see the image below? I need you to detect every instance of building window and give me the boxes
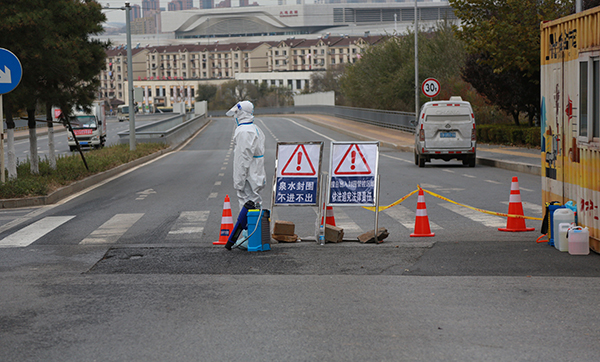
[579,57,600,141]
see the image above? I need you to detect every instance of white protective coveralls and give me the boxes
[226,101,266,211]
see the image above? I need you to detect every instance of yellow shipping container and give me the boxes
[541,7,600,253]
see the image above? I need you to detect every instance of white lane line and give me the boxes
[520,187,534,192]
[283,118,337,142]
[485,180,502,184]
[462,174,476,178]
[384,205,442,231]
[381,153,413,163]
[208,192,218,199]
[214,181,222,186]
[442,169,455,173]
[0,216,75,248]
[168,211,210,239]
[439,203,506,228]
[80,213,144,245]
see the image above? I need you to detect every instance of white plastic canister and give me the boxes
[568,226,590,255]
[552,208,575,250]
[557,223,574,252]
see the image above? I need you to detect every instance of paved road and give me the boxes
[1,115,598,362]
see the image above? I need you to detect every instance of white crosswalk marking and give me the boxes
[0,216,75,248]
[439,203,506,228]
[333,209,363,234]
[168,211,210,240]
[80,213,144,245]
[384,205,442,231]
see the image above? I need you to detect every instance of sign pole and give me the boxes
[1,94,4,183]
[374,174,380,243]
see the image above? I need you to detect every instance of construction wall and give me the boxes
[293,91,335,106]
[541,7,600,252]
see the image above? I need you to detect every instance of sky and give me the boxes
[101,0,279,24]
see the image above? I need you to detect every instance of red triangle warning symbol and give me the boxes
[334,144,372,175]
[281,144,317,176]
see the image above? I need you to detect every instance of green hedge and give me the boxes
[0,143,169,199]
[476,125,540,147]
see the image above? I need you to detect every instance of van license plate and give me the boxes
[440,132,456,138]
[80,142,88,145]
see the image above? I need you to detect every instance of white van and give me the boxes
[413,96,476,167]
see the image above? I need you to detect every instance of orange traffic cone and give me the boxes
[214,195,234,245]
[321,205,336,226]
[410,188,435,237]
[499,176,535,232]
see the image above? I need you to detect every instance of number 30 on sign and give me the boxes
[421,78,440,98]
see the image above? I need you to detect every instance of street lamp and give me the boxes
[414,0,419,123]
[104,2,136,151]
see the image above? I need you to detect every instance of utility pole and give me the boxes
[103,3,136,151]
[414,0,419,122]
[125,2,136,151]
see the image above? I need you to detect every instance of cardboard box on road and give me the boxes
[273,220,295,236]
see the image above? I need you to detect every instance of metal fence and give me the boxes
[211,105,417,133]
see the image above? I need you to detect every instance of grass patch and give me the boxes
[0,143,169,199]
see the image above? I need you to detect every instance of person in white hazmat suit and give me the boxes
[226,100,266,212]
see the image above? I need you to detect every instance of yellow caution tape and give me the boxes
[363,189,418,212]
[363,186,543,221]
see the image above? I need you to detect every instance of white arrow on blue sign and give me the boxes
[0,48,23,95]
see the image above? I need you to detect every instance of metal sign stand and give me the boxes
[326,141,381,243]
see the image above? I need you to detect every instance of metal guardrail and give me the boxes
[211,105,417,133]
[117,113,210,146]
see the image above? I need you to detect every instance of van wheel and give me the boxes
[418,155,426,168]
[468,155,476,167]
[414,151,418,165]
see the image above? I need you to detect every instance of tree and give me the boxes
[195,84,218,102]
[449,0,574,125]
[340,21,465,112]
[462,53,538,125]
[0,0,107,176]
[309,66,348,105]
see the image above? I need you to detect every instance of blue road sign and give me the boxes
[0,48,23,95]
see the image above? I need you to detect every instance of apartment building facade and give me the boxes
[98,35,383,110]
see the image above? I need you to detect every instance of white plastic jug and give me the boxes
[553,208,575,250]
[557,223,574,252]
[568,226,590,255]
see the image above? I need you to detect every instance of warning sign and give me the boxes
[275,142,323,206]
[333,143,372,175]
[281,144,317,176]
[328,142,379,206]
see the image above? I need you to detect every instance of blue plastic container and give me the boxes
[247,209,271,252]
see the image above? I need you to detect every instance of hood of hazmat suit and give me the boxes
[228,101,266,195]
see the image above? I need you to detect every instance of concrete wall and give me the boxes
[293,91,335,106]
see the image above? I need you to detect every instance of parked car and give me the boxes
[413,96,477,167]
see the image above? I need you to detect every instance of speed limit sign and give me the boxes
[421,78,441,98]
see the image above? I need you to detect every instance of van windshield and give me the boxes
[425,115,471,123]
[118,106,129,113]
[72,116,97,129]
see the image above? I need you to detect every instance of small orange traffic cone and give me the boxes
[321,205,336,226]
[499,176,535,232]
[410,188,435,237]
[214,195,234,245]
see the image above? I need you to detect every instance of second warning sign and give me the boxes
[329,141,379,206]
